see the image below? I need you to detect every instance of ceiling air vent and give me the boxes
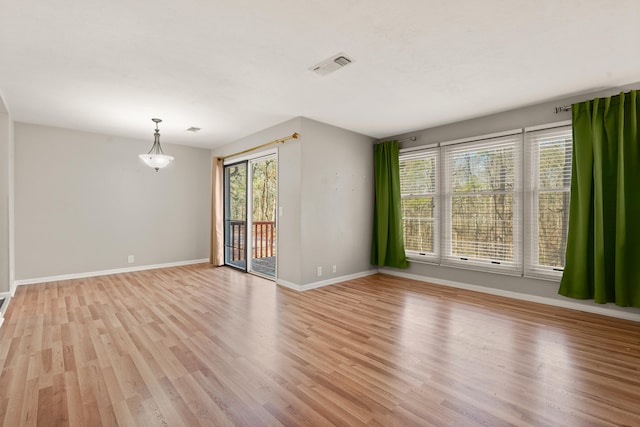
[186,127,201,133]
[309,52,354,76]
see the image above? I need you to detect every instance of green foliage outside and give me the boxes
[251,159,277,223]
[226,163,247,222]
[225,159,277,222]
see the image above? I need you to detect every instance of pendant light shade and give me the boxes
[139,118,174,171]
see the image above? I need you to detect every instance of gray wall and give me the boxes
[211,117,375,287]
[0,97,14,293]
[299,118,374,285]
[15,123,211,280]
[381,82,640,317]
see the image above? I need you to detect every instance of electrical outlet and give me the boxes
[332,265,337,273]
[128,255,134,264]
[317,266,322,277]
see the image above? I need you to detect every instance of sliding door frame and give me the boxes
[223,160,248,272]
[223,148,278,279]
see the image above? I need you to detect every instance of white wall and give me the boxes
[15,123,211,280]
[381,82,640,317]
[0,97,14,294]
[211,117,375,287]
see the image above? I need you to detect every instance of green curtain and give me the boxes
[559,90,640,307]
[371,140,409,269]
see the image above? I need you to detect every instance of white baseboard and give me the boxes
[380,268,640,323]
[277,269,379,292]
[275,279,301,291]
[0,291,9,329]
[13,259,210,287]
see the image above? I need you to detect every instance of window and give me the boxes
[442,135,522,273]
[399,150,438,260]
[397,125,572,280]
[525,126,572,278]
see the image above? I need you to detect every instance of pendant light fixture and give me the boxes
[139,118,174,171]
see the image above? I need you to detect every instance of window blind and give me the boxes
[399,149,438,260]
[442,134,522,272]
[524,125,572,278]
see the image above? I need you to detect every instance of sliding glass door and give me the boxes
[224,153,277,278]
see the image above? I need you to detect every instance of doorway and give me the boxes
[224,153,277,279]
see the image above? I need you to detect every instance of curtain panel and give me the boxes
[210,157,224,266]
[560,90,640,307]
[371,140,409,269]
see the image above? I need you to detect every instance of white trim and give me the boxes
[524,120,572,132]
[301,270,379,291]
[439,259,523,277]
[406,256,440,266]
[275,151,279,280]
[13,259,209,286]
[399,143,439,153]
[0,292,9,329]
[439,129,522,147]
[277,269,379,292]
[246,158,254,274]
[10,279,16,297]
[275,278,301,291]
[380,268,640,323]
[523,270,562,282]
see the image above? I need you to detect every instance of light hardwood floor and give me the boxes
[1,264,639,426]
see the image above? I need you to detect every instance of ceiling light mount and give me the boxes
[139,118,174,172]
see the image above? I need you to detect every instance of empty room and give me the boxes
[1,1,639,426]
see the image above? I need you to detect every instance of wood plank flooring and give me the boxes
[1,264,639,426]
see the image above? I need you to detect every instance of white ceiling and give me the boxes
[1,0,639,149]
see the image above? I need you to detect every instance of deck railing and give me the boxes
[229,221,276,261]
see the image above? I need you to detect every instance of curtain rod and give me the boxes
[397,136,417,143]
[554,87,640,114]
[222,132,299,160]
[554,106,571,114]
[375,136,417,144]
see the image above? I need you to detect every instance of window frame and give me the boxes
[397,123,573,282]
[398,147,440,263]
[523,124,573,280]
[440,133,523,275]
